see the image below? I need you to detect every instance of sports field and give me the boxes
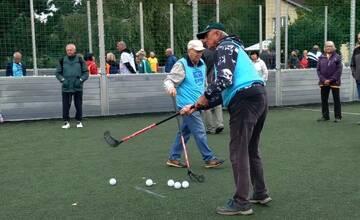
[1,103,360,220]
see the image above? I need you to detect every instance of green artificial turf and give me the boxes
[0,103,360,220]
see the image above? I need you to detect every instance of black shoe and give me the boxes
[250,194,272,205]
[317,117,330,122]
[334,118,341,123]
[215,126,224,134]
[216,199,253,216]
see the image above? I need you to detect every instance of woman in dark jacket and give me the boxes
[316,41,343,122]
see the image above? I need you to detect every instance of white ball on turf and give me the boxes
[167,179,175,187]
[174,182,181,189]
[109,178,117,186]
[181,180,189,188]
[145,179,154,186]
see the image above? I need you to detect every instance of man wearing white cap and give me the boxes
[163,39,224,169]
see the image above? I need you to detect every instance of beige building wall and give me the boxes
[265,0,299,40]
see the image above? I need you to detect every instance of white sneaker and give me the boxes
[62,122,70,129]
[76,121,83,128]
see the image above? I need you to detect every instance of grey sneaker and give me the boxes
[334,118,341,123]
[216,199,253,216]
[250,194,272,205]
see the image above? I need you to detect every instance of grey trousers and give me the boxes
[227,86,268,206]
[202,105,224,133]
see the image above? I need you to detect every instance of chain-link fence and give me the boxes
[0,0,358,74]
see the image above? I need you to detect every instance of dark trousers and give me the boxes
[320,86,341,119]
[227,86,268,205]
[62,91,83,122]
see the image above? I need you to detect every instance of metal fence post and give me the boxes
[139,2,144,49]
[284,5,288,68]
[170,3,174,50]
[324,6,328,44]
[29,0,38,75]
[259,5,263,53]
[350,0,356,101]
[87,0,93,53]
[216,0,220,23]
[97,0,109,115]
[192,0,198,39]
[275,0,282,106]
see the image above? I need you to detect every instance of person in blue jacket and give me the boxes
[6,52,26,77]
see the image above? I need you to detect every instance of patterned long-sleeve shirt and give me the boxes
[204,36,243,103]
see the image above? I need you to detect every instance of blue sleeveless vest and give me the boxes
[217,40,264,107]
[176,58,206,108]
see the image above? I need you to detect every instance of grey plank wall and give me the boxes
[0,68,356,121]
[0,76,101,121]
[108,74,173,115]
[280,68,352,105]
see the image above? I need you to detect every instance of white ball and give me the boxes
[181,181,189,188]
[109,178,117,186]
[167,179,175,187]
[174,182,181,189]
[145,179,153,186]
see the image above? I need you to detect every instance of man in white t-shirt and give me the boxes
[116,41,136,74]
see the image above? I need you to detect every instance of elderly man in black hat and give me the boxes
[182,23,271,216]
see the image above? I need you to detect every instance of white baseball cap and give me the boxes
[187,40,205,51]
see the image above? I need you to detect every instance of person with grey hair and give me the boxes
[116,41,136,74]
[56,43,89,129]
[316,41,342,122]
[165,48,177,73]
[6,52,26,77]
[163,39,224,169]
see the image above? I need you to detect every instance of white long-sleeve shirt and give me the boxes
[252,58,268,82]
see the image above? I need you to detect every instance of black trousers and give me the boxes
[320,86,341,119]
[227,86,268,205]
[62,91,83,122]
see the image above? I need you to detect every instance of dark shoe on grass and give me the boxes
[317,117,330,122]
[205,158,224,168]
[166,159,186,168]
[250,194,272,205]
[215,126,224,134]
[216,199,253,216]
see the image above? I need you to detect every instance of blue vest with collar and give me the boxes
[176,58,206,108]
[216,40,264,107]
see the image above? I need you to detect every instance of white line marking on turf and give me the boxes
[285,107,360,116]
[134,186,166,198]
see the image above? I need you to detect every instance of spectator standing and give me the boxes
[308,45,322,68]
[351,32,360,124]
[148,51,159,73]
[136,49,152,74]
[202,48,224,134]
[84,52,98,75]
[6,52,26,77]
[299,50,309,69]
[106,52,119,74]
[56,44,89,129]
[163,39,224,169]
[260,48,275,69]
[316,41,342,123]
[165,48,177,73]
[116,41,136,74]
[250,51,268,82]
[288,50,299,69]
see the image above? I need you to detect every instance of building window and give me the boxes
[272,16,287,33]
